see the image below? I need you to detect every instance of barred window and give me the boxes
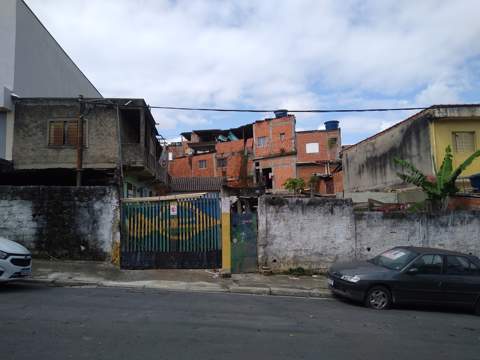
[453,132,475,153]
[257,136,267,147]
[199,159,207,169]
[48,120,86,146]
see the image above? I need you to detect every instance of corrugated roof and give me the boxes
[169,177,225,192]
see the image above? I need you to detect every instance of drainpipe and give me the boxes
[115,104,124,197]
[76,95,85,186]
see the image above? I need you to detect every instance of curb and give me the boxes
[24,278,332,299]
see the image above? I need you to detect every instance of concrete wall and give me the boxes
[258,195,480,272]
[355,211,480,259]
[342,112,433,192]
[0,186,119,260]
[13,99,119,170]
[258,196,355,272]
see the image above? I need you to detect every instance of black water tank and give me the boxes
[274,109,288,118]
[324,120,339,131]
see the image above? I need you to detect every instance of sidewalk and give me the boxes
[28,259,331,298]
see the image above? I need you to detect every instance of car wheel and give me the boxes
[365,286,391,310]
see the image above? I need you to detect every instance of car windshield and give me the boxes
[369,248,418,270]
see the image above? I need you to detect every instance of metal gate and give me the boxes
[121,193,222,269]
[231,211,257,273]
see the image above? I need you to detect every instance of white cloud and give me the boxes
[25,0,480,140]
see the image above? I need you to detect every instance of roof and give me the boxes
[181,124,254,142]
[343,104,480,153]
[169,177,225,192]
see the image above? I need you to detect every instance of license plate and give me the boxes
[327,278,334,287]
[20,269,31,276]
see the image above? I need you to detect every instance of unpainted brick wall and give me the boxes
[0,186,119,260]
[253,116,295,158]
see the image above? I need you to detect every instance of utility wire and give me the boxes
[82,99,427,113]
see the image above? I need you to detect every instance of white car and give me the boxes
[0,237,32,282]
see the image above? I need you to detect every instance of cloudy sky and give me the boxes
[27,0,480,144]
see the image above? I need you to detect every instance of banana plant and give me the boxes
[394,146,480,203]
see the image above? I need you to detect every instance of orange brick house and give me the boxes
[252,112,297,190]
[167,111,343,194]
[295,125,343,194]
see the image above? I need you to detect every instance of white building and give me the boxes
[0,0,100,161]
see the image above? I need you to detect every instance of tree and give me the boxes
[284,178,305,194]
[394,145,480,209]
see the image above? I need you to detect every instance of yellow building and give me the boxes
[430,111,480,176]
[343,104,480,194]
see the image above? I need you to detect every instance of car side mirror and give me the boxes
[406,267,419,275]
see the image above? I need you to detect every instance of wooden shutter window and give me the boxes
[49,121,64,146]
[65,121,79,146]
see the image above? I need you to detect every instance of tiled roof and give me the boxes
[169,177,225,192]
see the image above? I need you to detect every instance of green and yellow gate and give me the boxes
[120,193,222,269]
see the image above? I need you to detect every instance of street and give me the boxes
[1,283,479,360]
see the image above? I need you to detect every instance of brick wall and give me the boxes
[296,129,340,163]
[191,153,216,177]
[215,138,254,187]
[258,155,296,190]
[169,156,191,177]
[253,116,295,158]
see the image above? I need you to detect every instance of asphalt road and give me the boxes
[1,283,479,360]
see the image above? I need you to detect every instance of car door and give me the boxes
[393,254,445,304]
[441,255,480,306]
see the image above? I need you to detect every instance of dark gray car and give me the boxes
[327,246,480,314]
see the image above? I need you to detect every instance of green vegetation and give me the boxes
[284,178,305,194]
[394,145,480,209]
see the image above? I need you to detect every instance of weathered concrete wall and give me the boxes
[258,196,355,272]
[355,211,480,259]
[342,113,433,192]
[13,99,119,170]
[258,195,480,272]
[0,186,119,260]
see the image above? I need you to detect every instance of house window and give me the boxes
[306,142,319,153]
[199,159,207,169]
[48,120,86,146]
[217,158,227,168]
[257,136,267,148]
[453,132,475,153]
[168,152,173,161]
[280,132,286,141]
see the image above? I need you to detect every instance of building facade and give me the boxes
[0,0,101,164]
[2,98,167,196]
[342,104,480,194]
[168,112,343,194]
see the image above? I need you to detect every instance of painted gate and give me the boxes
[121,193,222,269]
[231,212,258,273]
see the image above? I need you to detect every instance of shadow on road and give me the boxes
[331,293,474,316]
[0,281,50,293]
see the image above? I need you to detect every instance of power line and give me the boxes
[145,105,428,113]
[82,99,427,114]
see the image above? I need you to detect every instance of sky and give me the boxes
[27,0,480,145]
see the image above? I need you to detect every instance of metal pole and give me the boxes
[76,95,85,186]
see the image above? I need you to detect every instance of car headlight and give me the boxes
[0,250,8,259]
[341,275,361,283]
